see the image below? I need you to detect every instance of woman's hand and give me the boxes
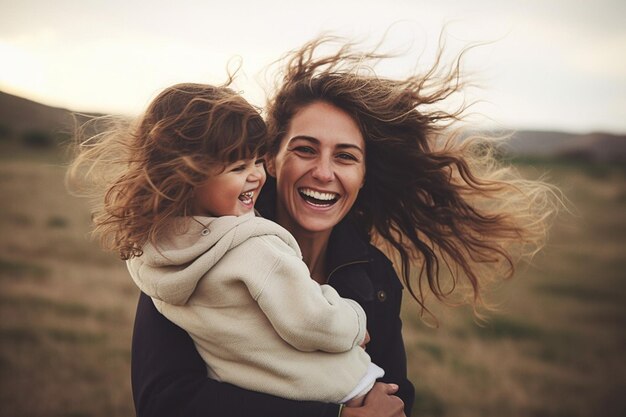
[341,382,406,417]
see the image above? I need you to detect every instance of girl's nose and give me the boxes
[247,163,266,181]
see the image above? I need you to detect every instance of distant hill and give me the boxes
[1,91,625,161]
[503,130,626,163]
[0,91,77,136]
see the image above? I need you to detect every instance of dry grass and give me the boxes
[402,163,626,417]
[1,148,624,417]
[0,150,137,417]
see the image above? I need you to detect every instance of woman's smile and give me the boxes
[298,187,340,207]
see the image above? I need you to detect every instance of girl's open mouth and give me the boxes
[238,191,254,205]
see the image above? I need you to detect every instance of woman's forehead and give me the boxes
[286,102,364,149]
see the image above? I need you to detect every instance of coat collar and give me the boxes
[326,218,370,271]
[326,218,374,302]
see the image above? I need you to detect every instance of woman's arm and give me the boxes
[365,251,416,416]
[342,383,406,417]
[132,292,341,417]
[371,307,415,414]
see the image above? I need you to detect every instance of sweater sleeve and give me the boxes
[132,292,342,417]
[247,235,367,353]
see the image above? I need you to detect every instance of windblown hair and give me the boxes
[67,83,267,260]
[266,36,560,316]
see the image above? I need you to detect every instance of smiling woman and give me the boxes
[262,36,562,318]
[268,101,366,241]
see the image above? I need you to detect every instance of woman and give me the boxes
[131,37,556,417]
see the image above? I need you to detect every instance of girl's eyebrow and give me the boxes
[288,135,364,155]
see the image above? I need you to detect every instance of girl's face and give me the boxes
[192,157,266,217]
[267,101,366,236]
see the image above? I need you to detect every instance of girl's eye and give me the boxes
[231,164,246,172]
[255,158,265,165]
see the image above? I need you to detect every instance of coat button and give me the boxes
[377,290,387,302]
[201,228,209,236]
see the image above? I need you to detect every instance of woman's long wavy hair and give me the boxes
[67,83,267,260]
[265,36,561,317]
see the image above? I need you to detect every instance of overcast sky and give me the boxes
[1,0,625,133]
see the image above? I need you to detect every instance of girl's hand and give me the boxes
[341,382,406,417]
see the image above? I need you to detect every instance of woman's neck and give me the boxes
[275,206,331,284]
[294,231,331,284]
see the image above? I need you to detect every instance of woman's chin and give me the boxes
[291,201,336,226]
[291,210,342,234]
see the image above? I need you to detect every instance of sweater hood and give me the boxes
[127,212,301,305]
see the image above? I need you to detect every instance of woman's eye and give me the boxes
[255,158,265,165]
[337,153,358,162]
[292,146,315,155]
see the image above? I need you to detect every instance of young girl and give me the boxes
[68,83,383,405]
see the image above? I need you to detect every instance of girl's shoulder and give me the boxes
[225,215,302,259]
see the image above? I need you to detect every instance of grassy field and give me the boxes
[0,145,624,417]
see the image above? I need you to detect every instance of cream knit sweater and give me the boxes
[127,212,373,402]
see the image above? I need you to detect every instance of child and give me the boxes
[70,83,383,404]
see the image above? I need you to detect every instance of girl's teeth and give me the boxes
[238,191,254,203]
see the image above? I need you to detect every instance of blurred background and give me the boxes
[1,1,625,416]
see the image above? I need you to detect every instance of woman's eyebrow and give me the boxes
[336,143,364,155]
[288,135,320,145]
[289,136,364,155]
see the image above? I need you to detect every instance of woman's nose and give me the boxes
[311,158,334,182]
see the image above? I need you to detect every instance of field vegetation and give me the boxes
[0,143,624,417]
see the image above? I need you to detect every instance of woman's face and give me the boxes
[267,101,366,236]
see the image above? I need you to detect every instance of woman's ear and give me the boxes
[265,156,277,178]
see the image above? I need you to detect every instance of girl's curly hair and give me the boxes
[67,83,267,259]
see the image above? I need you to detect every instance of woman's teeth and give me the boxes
[298,188,338,206]
[238,191,254,204]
